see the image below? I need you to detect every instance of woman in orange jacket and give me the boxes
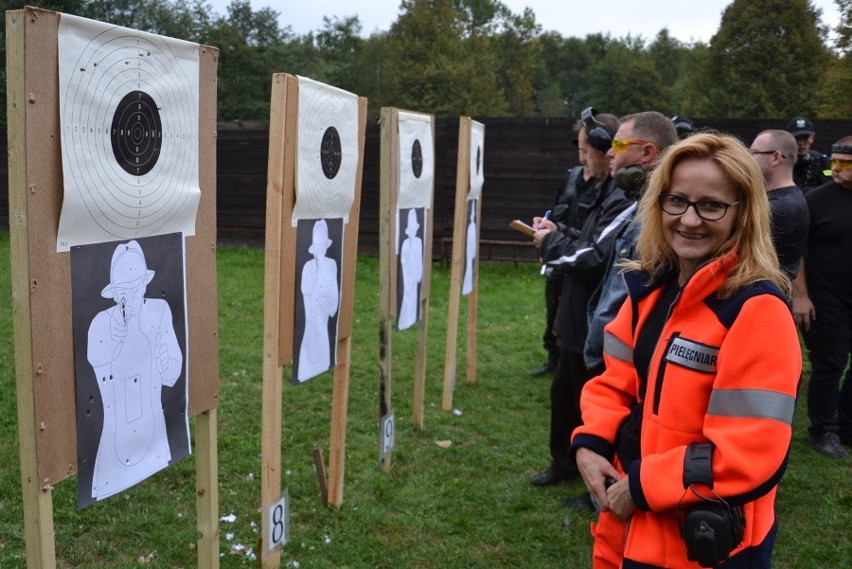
[571,132,801,569]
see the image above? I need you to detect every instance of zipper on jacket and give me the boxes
[649,289,681,415]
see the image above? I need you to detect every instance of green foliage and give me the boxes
[689,0,829,118]
[0,235,849,567]
[377,0,510,117]
[584,36,673,116]
[0,0,847,125]
[815,0,852,117]
[534,33,592,117]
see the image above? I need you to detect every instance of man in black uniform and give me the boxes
[529,108,630,485]
[793,136,852,458]
[750,129,809,279]
[530,121,601,377]
[786,116,831,190]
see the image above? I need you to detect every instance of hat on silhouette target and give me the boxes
[786,116,816,137]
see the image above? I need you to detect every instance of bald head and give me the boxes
[751,130,797,190]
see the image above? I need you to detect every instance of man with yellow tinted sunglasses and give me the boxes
[793,136,852,458]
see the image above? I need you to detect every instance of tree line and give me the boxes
[1,0,849,125]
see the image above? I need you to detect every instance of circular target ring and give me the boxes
[320,126,342,179]
[412,139,423,179]
[111,90,162,176]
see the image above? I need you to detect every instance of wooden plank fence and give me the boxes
[2,117,850,263]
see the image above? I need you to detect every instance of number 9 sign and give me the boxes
[380,412,395,459]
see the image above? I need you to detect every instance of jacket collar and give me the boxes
[624,249,740,305]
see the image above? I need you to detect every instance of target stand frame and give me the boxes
[6,8,221,568]
[260,73,367,568]
[377,107,436,473]
[442,117,484,411]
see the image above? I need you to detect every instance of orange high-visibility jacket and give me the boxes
[572,251,801,568]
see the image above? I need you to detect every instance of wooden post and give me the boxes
[413,120,436,427]
[327,335,353,506]
[442,118,484,407]
[327,95,367,501]
[442,117,472,411]
[259,72,294,568]
[195,408,219,568]
[7,11,58,568]
[378,107,397,472]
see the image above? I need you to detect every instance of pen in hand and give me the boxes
[534,209,552,231]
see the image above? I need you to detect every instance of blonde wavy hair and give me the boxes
[624,131,790,297]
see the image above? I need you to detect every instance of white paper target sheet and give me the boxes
[57,14,201,252]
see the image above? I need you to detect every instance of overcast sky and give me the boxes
[206,0,842,44]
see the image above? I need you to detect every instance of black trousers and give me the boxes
[542,275,562,363]
[803,287,852,439]
[549,347,605,473]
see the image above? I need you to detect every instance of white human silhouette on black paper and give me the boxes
[398,209,423,330]
[462,202,477,296]
[297,219,340,381]
[86,240,182,500]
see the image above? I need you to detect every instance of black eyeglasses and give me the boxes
[658,194,739,221]
[750,149,786,159]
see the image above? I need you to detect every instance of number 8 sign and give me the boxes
[267,490,290,551]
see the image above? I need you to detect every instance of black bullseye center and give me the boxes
[412,139,423,179]
[111,90,162,176]
[320,126,342,179]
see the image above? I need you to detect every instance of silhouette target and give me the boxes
[111,90,162,176]
[61,27,198,239]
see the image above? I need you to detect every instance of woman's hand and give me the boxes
[606,477,636,521]
[576,447,622,511]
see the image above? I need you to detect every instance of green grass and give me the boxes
[0,231,849,568]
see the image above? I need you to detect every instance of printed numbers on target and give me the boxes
[267,490,290,551]
[380,412,395,459]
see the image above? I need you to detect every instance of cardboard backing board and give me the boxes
[273,74,366,365]
[8,7,219,487]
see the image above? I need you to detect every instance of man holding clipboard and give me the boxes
[526,109,629,489]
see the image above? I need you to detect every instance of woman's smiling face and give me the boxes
[662,157,739,281]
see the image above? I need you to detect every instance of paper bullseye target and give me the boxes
[397,111,434,211]
[57,14,201,252]
[293,77,359,224]
[468,120,485,201]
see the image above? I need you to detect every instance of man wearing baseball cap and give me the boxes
[786,116,831,189]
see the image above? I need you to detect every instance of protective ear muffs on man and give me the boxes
[581,106,613,153]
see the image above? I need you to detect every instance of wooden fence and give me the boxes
[2,117,850,263]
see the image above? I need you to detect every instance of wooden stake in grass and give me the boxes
[378,108,436,473]
[442,117,485,411]
[260,73,366,566]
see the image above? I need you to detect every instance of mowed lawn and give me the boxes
[0,232,848,568]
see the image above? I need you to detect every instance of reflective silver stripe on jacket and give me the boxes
[551,203,638,265]
[603,330,633,363]
[708,388,796,425]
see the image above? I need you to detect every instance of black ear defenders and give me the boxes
[677,442,744,568]
[615,164,647,200]
[581,106,613,153]
[681,501,744,568]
